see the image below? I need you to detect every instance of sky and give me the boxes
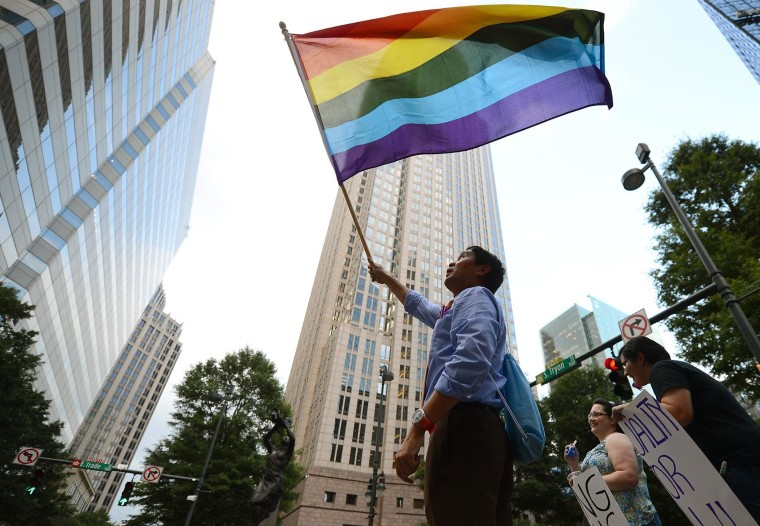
[111,0,760,520]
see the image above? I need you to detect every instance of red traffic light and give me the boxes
[604,357,620,371]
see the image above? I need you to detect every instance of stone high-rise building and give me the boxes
[283,149,517,525]
[66,285,181,512]
[0,0,214,443]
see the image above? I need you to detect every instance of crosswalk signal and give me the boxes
[118,481,134,506]
[25,468,45,496]
[604,357,633,401]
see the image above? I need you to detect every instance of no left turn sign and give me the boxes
[14,447,43,466]
[618,309,652,342]
[141,465,163,483]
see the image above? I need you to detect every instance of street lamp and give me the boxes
[622,143,760,364]
[184,384,234,526]
[368,365,394,526]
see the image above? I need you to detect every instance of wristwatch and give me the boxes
[411,408,435,432]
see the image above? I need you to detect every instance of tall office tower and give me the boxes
[66,285,182,512]
[0,0,214,442]
[283,148,517,526]
[540,296,628,368]
[698,0,760,84]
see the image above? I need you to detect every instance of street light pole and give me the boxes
[622,143,760,364]
[367,364,393,526]
[184,385,234,526]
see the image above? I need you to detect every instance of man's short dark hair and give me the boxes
[620,336,671,364]
[466,245,504,294]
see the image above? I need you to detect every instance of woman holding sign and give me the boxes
[564,398,660,526]
[613,336,760,523]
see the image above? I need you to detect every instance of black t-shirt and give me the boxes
[651,360,760,469]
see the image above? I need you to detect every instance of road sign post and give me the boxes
[14,447,42,466]
[142,465,163,483]
[618,309,652,342]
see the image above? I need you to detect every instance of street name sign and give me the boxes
[536,355,579,384]
[79,460,112,472]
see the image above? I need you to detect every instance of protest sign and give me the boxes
[620,390,757,525]
[570,466,628,526]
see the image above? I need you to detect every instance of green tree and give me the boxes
[0,283,77,523]
[645,134,760,401]
[58,510,117,525]
[124,347,303,525]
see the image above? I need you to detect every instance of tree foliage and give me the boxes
[0,283,79,523]
[645,134,760,401]
[513,365,689,525]
[123,347,303,525]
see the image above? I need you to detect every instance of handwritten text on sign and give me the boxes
[620,391,757,525]
[570,466,628,526]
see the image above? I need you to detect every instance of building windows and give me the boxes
[396,497,404,508]
[413,498,425,509]
[337,395,350,415]
[348,447,362,466]
[330,444,343,463]
[346,493,358,505]
[324,491,336,503]
[355,400,368,419]
[394,427,407,444]
[333,419,347,440]
[352,422,366,443]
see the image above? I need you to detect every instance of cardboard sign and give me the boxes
[570,466,628,526]
[620,391,757,525]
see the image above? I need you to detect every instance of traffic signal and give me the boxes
[118,481,134,506]
[604,357,633,400]
[25,468,45,496]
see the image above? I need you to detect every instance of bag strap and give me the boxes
[489,373,528,442]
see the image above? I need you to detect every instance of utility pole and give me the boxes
[184,385,234,526]
[366,365,393,526]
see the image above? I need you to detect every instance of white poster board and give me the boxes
[570,466,628,526]
[620,390,757,526]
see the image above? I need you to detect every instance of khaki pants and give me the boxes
[425,403,513,526]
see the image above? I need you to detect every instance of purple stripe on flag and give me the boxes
[332,65,613,183]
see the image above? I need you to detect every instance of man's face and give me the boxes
[444,250,489,295]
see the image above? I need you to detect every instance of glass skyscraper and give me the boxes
[283,148,517,525]
[0,0,214,443]
[540,296,629,367]
[698,0,760,84]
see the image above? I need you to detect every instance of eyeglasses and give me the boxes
[587,412,609,419]
[620,357,631,368]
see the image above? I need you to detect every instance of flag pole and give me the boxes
[280,22,373,261]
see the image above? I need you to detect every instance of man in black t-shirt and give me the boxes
[612,336,760,522]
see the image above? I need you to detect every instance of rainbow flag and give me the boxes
[290,5,613,183]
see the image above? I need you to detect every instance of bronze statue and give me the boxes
[251,412,295,525]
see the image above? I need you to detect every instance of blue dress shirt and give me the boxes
[404,286,506,408]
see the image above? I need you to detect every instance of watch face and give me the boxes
[412,408,425,424]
